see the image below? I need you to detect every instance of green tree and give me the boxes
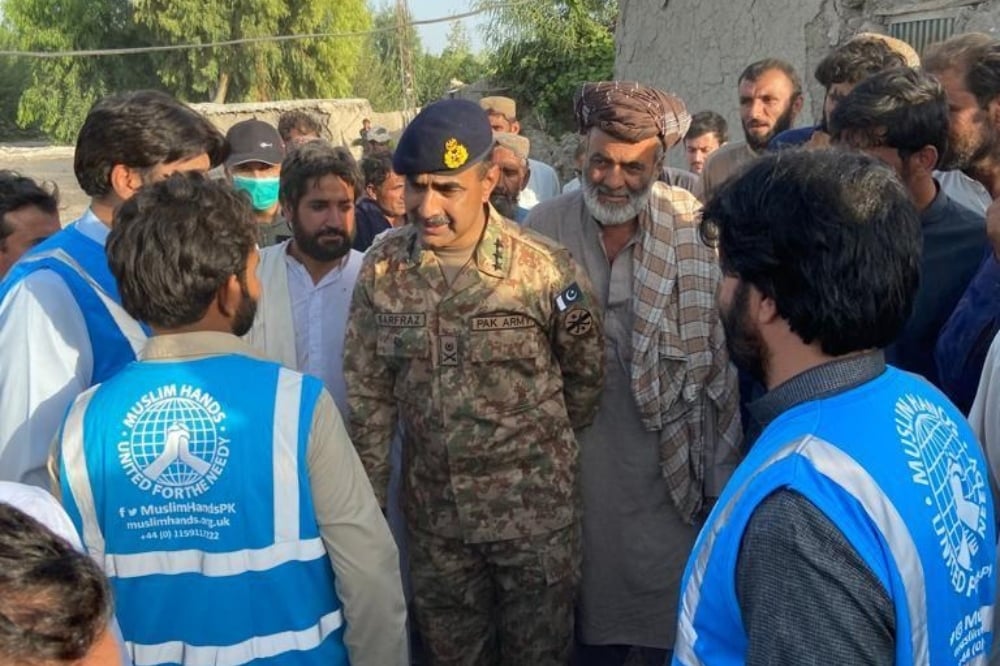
[132,0,371,103]
[1,0,159,142]
[476,0,617,132]
[352,3,420,112]
[417,21,487,105]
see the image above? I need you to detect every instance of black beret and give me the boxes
[393,99,494,176]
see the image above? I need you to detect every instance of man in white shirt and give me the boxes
[247,140,363,418]
[479,96,561,208]
[0,90,226,488]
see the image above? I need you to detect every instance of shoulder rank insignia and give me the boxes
[555,282,582,312]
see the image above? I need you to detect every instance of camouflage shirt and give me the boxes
[344,207,604,543]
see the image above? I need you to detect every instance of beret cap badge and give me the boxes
[443,138,469,169]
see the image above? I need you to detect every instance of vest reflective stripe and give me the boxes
[129,609,344,666]
[104,537,326,579]
[273,368,301,542]
[19,247,146,356]
[61,386,106,557]
[676,435,931,665]
[60,355,347,664]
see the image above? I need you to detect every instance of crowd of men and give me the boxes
[2,27,1000,666]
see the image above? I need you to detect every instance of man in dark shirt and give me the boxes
[769,35,908,150]
[831,66,985,388]
[353,152,405,252]
[674,149,995,665]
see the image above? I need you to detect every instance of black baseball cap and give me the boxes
[225,119,285,167]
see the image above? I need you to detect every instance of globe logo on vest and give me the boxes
[896,394,990,596]
[119,384,231,500]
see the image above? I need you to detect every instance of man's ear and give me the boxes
[989,96,1000,132]
[511,119,522,134]
[521,164,531,191]
[755,288,780,326]
[791,94,805,119]
[216,274,243,319]
[480,163,501,203]
[915,144,939,174]
[109,164,142,202]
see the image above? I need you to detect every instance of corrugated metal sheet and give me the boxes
[889,16,957,55]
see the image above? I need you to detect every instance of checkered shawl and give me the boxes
[632,182,742,522]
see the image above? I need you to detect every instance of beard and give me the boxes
[490,189,520,220]
[720,280,768,385]
[743,102,796,152]
[291,222,352,263]
[231,288,258,337]
[939,122,1000,172]
[582,177,653,226]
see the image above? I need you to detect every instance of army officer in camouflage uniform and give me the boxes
[343,99,604,665]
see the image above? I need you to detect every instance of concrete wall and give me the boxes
[190,98,418,154]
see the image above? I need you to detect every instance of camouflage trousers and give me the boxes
[409,523,580,666]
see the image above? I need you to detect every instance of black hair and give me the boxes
[74,90,228,198]
[829,67,948,162]
[739,58,803,100]
[277,110,323,142]
[704,149,920,356]
[280,140,362,212]
[968,41,1000,109]
[0,171,58,242]
[360,151,395,190]
[0,503,112,664]
[815,38,907,88]
[925,33,996,107]
[686,111,729,144]
[107,172,257,329]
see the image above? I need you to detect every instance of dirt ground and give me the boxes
[2,145,89,223]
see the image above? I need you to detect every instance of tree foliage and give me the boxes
[417,22,487,105]
[476,0,617,132]
[352,4,420,112]
[2,0,159,142]
[0,0,370,142]
[353,6,487,112]
[132,0,370,103]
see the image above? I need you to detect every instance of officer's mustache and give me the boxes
[409,213,450,227]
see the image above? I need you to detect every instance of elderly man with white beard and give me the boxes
[525,81,742,665]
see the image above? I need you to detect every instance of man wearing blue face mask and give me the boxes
[225,119,290,246]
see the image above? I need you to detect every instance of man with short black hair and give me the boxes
[675,148,995,666]
[683,111,728,175]
[0,502,120,666]
[225,119,289,247]
[278,110,323,147]
[927,35,1000,413]
[700,58,803,201]
[57,172,406,666]
[480,95,561,208]
[831,66,985,390]
[248,141,365,417]
[770,36,906,149]
[0,170,60,277]
[354,151,405,252]
[0,90,226,488]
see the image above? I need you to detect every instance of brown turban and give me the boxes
[574,81,690,149]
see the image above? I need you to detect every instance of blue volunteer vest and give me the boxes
[674,366,996,666]
[0,213,147,383]
[60,354,348,666]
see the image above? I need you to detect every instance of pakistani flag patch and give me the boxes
[555,282,582,312]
